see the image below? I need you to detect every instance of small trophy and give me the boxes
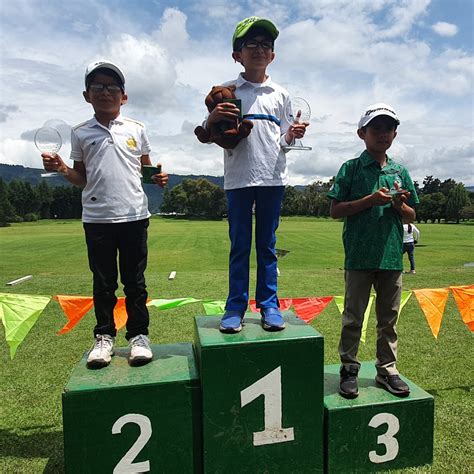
[283,97,312,151]
[35,127,62,177]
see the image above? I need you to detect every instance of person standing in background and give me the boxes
[403,223,420,274]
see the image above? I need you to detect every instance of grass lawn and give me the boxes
[1,216,473,472]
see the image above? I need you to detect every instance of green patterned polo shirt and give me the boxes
[327,150,419,270]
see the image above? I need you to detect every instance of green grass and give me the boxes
[1,217,473,473]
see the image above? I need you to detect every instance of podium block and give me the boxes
[62,342,201,473]
[194,311,324,473]
[324,362,434,473]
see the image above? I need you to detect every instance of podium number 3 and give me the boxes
[240,366,295,446]
[112,414,152,473]
[368,412,400,463]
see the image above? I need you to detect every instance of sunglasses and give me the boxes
[242,39,274,50]
[88,83,123,94]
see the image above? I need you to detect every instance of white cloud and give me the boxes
[0,1,473,186]
[432,21,459,37]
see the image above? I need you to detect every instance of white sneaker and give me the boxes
[129,334,153,366]
[87,334,114,368]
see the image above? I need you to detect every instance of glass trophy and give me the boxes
[283,97,312,151]
[389,176,404,196]
[35,127,62,177]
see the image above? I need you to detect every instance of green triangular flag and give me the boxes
[147,297,201,310]
[0,293,51,359]
[202,300,226,315]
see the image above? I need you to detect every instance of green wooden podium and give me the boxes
[324,362,434,473]
[194,311,325,473]
[62,342,201,473]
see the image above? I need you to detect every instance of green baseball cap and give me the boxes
[232,16,279,49]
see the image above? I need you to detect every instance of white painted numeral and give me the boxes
[240,366,295,446]
[112,413,152,473]
[368,412,400,463]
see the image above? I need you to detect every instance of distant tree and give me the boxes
[439,178,457,197]
[281,186,300,216]
[413,180,421,196]
[35,180,54,219]
[417,193,446,223]
[8,179,37,217]
[460,204,474,220]
[446,184,469,223]
[160,178,226,219]
[0,177,15,226]
[422,176,441,195]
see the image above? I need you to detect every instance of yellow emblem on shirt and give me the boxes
[126,137,137,149]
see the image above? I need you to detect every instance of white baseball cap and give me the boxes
[84,60,125,88]
[358,103,400,128]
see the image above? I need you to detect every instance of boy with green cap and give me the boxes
[202,17,308,334]
[328,103,419,398]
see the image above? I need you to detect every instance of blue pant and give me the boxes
[225,186,285,313]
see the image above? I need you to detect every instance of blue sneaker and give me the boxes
[261,308,285,331]
[219,311,244,333]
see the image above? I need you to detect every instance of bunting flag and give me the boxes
[147,297,201,310]
[55,295,94,335]
[399,290,413,314]
[292,297,334,323]
[333,294,375,344]
[450,285,474,332]
[202,300,226,315]
[249,297,327,321]
[113,298,128,330]
[413,288,450,339]
[360,295,375,344]
[1,286,472,358]
[0,293,51,359]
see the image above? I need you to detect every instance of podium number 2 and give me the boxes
[368,412,400,463]
[240,366,295,446]
[112,414,152,473]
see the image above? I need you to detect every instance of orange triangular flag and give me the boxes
[113,298,128,330]
[54,295,94,335]
[450,285,474,332]
[292,297,333,323]
[413,288,449,338]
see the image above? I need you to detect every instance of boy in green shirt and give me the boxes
[328,103,419,398]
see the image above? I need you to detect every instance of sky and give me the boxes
[0,0,473,186]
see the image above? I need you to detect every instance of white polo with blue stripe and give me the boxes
[220,73,293,190]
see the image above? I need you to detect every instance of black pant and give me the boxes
[83,219,149,340]
[402,242,415,271]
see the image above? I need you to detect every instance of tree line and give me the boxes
[0,175,472,227]
[0,178,82,225]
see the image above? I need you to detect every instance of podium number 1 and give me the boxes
[368,412,400,463]
[112,414,152,473]
[240,366,295,446]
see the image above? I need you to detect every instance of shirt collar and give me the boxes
[359,150,396,170]
[89,114,124,128]
[236,73,275,90]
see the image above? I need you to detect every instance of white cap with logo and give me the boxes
[84,60,125,88]
[358,103,400,129]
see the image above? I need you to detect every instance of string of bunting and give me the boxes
[0,285,472,359]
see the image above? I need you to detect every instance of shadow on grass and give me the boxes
[0,427,63,472]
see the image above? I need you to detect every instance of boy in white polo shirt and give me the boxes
[202,17,308,333]
[42,60,168,368]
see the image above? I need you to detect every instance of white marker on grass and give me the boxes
[168,271,177,280]
[6,275,33,286]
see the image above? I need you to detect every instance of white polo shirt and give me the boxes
[70,114,151,223]
[219,74,293,190]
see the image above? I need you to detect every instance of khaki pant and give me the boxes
[339,270,402,376]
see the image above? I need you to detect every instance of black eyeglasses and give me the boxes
[88,83,123,94]
[243,39,273,50]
